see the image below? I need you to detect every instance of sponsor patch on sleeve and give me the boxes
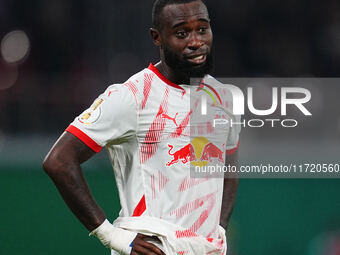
[78,98,103,124]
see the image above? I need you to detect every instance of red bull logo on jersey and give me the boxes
[166,144,196,166]
[166,137,224,167]
[200,142,224,163]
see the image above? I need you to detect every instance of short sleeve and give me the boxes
[225,113,240,155]
[220,83,241,155]
[200,76,241,156]
[66,84,137,152]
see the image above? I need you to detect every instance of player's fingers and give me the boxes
[131,251,164,255]
[131,243,163,255]
[148,235,162,242]
[133,233,165,254]
[138,233,160,241]
[141,235,163,246]
[133,238,165,255]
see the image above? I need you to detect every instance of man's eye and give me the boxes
[176,31,187,38]
[198,27,207,34]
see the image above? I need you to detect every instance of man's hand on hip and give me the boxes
[131,233,165,255]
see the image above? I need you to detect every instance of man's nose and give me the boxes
[187,32,203,50]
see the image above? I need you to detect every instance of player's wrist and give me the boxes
[89,219,136,255]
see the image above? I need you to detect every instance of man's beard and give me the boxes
[163,45,213,78]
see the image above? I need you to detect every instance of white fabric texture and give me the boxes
[111,216,227,255]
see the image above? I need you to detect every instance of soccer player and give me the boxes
[43,0,240,254]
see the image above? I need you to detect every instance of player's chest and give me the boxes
[136,91,232,141]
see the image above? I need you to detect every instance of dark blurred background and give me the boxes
[1,0,340,255]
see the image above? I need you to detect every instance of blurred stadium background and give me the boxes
[1,0,340,254]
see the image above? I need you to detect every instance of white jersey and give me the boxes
[66,63,240,254]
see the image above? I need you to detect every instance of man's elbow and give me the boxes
[42,151,65,177]
[42,132,84,177]
[42,153,56,176]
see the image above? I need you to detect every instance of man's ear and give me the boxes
[150,28,162,47]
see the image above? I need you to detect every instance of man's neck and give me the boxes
[154,61,191,85]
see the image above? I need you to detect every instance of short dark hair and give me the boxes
[152,0,206,30]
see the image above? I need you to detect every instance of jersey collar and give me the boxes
[148,63,185,92]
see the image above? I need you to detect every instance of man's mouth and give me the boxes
[185,54,206,65]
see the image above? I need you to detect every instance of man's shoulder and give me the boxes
[202,75,240,116]
[125,66,154,86]
[204,75,230,88]
[102,66,156,106]
[203,75,236,99]
[105,66,152,93]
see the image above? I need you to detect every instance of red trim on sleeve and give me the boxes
[148,63,185,91]
[65,125,102,153]
[132,195,146,217]
[226,141,239,156]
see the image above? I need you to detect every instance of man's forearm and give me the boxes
[220,177,238,229]
[220,151,239,229]
[45,162,106,231]
[43,132,106,232]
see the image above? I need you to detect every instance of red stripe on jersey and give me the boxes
[206,121,214,134]
[178,177,209,192]
[158,171,169,192]
[124,81,138,96]
[188,193,215,233]
[132,195,146,217]
[140,88,169,163]
[148,63,185,92]
[124,81,139,106]
[207,237,214,243]
[107,88,118,97]
[175,229,198,238]
[226,141,239,156]
[151,174,156,199]
[170,192,215,218]
[207,248,224,255]
[170,110,192,138]
[190,209,209,233]
[141,73,154,111]
[65,125,102,153]
[206,209,221,239]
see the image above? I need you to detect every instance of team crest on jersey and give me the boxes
[78,98,103,124]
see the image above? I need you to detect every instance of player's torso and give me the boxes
[126,71,232,238]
